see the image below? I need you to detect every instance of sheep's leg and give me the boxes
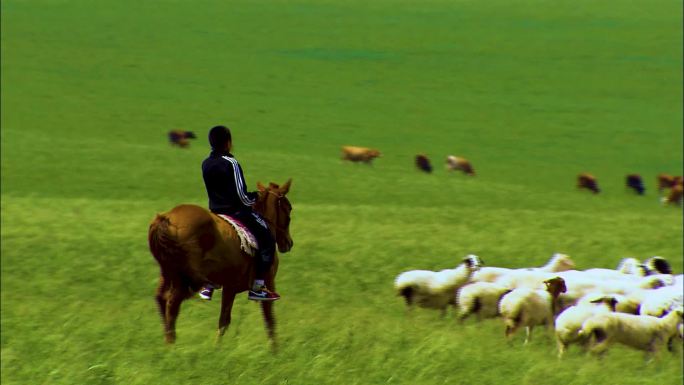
[557,338,567,359]
[645,342,657,364]
[457,308,469,323]
[589,340,609,358]
[673,337,682,354]
[524,326,533,345]
[544,319,556,342]
[505,323,518,346]
[645,336,666,363]
[457,296,476,323]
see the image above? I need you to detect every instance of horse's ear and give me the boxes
[279,178,292,194]
[257,181,267,192]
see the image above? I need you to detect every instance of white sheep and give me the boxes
[550,274,669,317]
[456,282,512,322]
[675,274,683,288]
[586,284,678,318]
[554,272,668,302]
[499,276,567,345]
[554,293,618,358]
[579,306,684,360]
[616,257,646,275]
[639,286,683,318]
[394,255,483,315]
[472,253,575,283]
[582,257,649,280]
[494,269,556,290]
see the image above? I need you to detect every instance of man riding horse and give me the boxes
[199,125,280,301]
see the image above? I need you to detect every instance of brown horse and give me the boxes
[148,179,293,346]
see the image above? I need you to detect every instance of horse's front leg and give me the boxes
[216,290,236,341]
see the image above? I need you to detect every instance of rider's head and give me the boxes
[209,125,232,152]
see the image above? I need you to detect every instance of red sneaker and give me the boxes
[248,286,280,301]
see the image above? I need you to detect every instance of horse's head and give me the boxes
[255,179,293,253]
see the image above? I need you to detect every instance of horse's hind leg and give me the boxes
[155,276,168,326]
[216,290,236,341]
[164,286,186,344]
[261,301,277,351]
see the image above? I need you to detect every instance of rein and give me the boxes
[255,190,288,238]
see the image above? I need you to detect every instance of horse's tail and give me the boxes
[148,213,203,293]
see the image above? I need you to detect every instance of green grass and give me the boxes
[2,0,682,384]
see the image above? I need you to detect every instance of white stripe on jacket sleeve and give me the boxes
[222,156,255,206]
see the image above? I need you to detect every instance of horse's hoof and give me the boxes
[165,332,176,344]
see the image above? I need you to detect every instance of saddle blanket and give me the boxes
[216,214,258,256]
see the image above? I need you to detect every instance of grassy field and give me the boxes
[2,0,683,384]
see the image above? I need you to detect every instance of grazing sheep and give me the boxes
[579,307,684,360]
[472,253,575,284]
[499,276,567,345]
[341,146,381,164]
[555,294,618,358]
[625,174,645,195]
[395,255,483,315]
[457,282,512,322]
[415,154,433,173]
[168,130,196,148]
[445,155,475,176]
[577,173,600,194]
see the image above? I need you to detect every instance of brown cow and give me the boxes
[577,173,600,194]
[415,154,433,173]
[341,146,381,164]
[662,181,683,206]
[445,155,475,176]
[168,130,197,148]
[657,174,682,194]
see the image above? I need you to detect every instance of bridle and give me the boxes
[257,189,291,239]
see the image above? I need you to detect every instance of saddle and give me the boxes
[216,214,259,256]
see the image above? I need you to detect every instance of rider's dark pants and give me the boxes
[229,210,275,278]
